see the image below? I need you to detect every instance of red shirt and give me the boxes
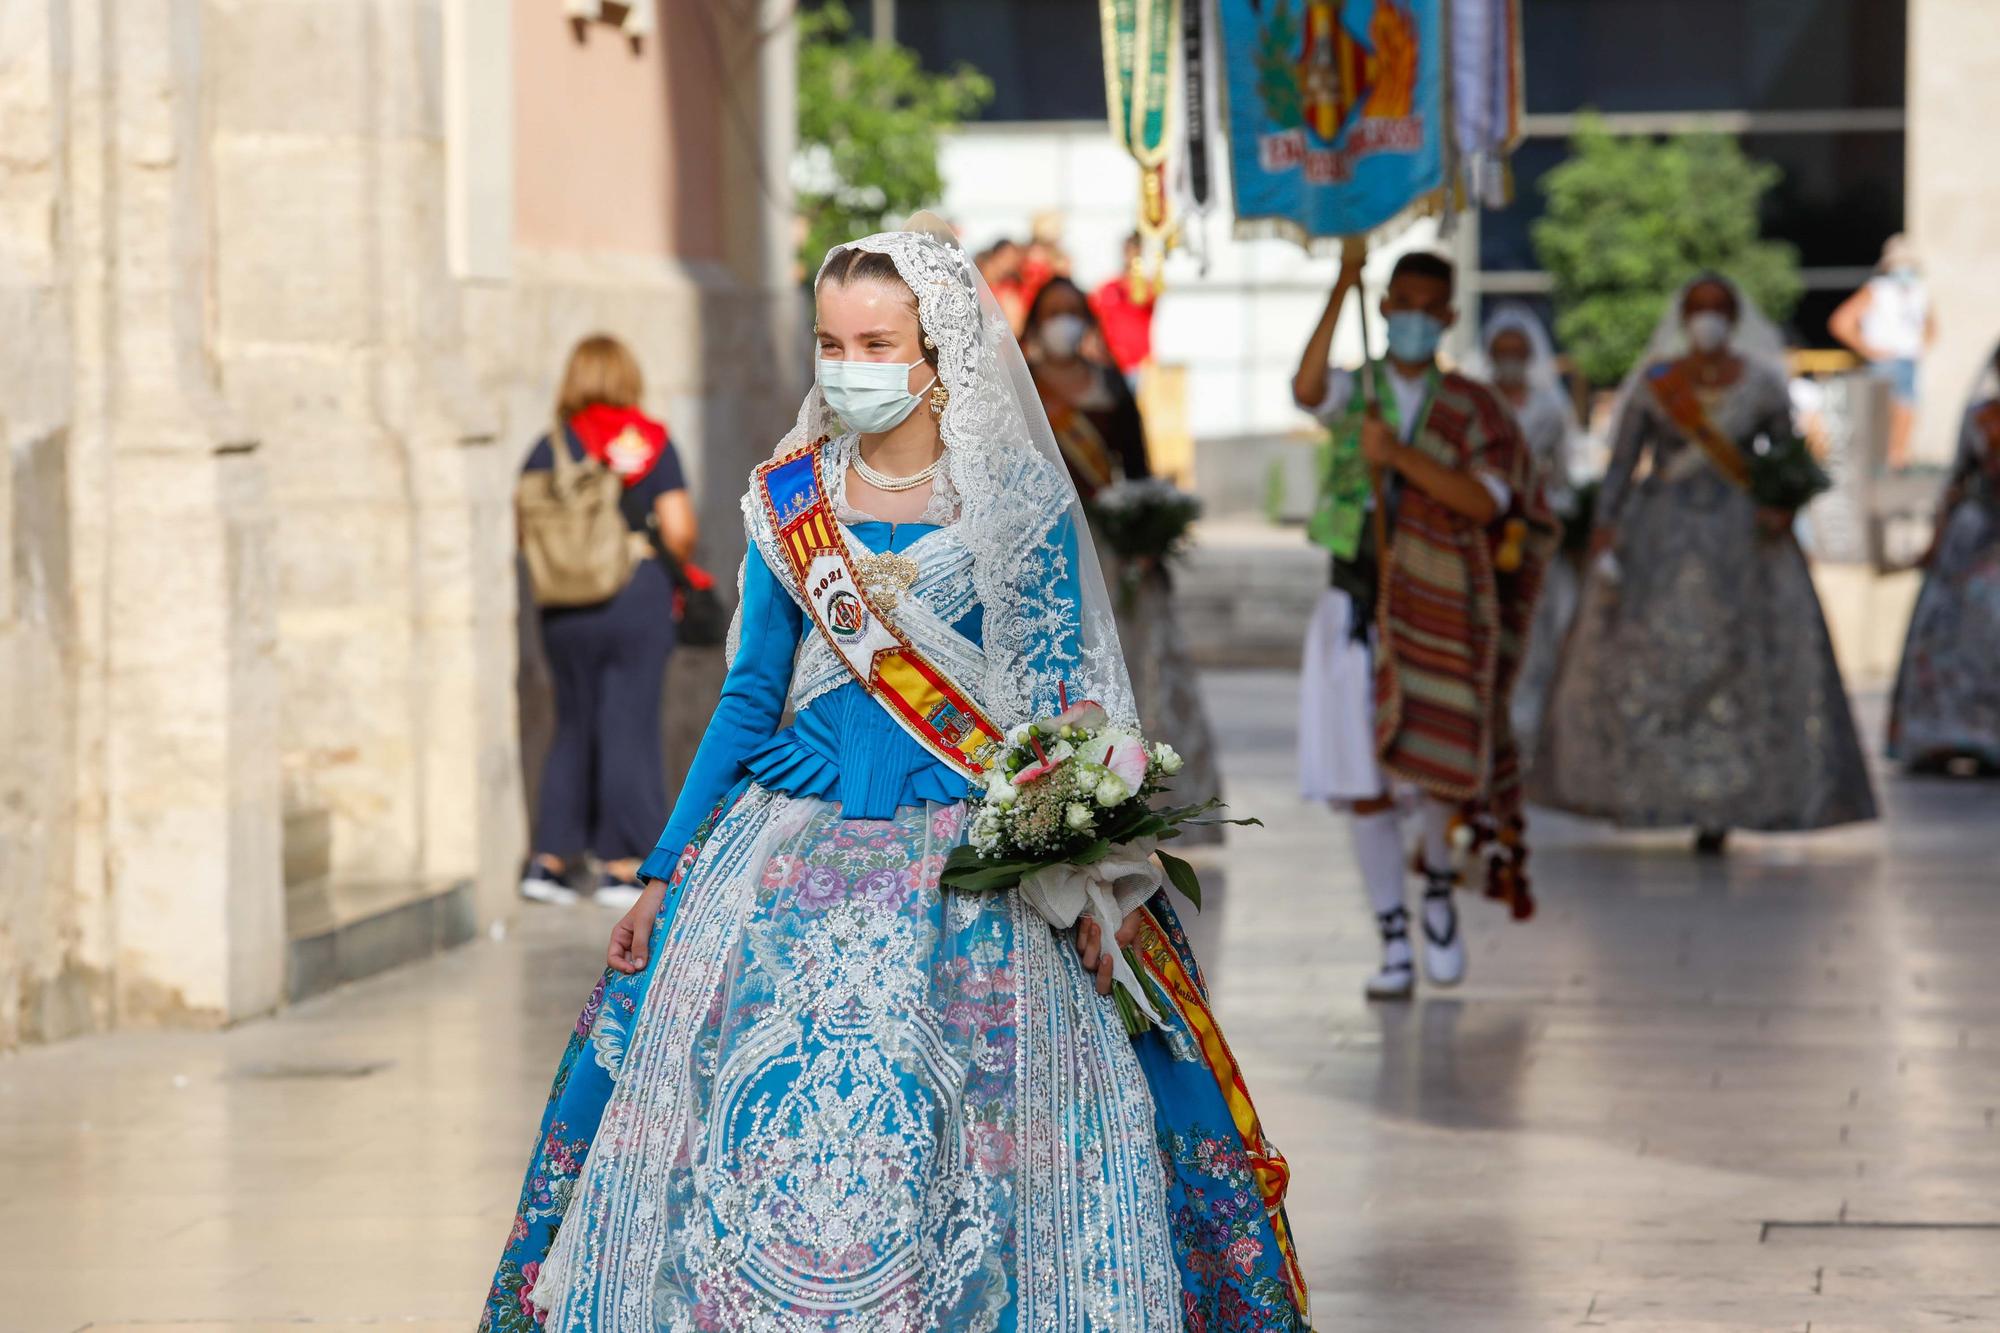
[1091,276,1155,374]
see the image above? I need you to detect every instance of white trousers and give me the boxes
[1298,587,1388,804]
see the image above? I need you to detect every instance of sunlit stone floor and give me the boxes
[9,671,1996,1331]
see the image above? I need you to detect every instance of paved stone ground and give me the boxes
[8,672,1996,1332]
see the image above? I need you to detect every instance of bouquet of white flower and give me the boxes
[1087,477,1203,607]
[940,699,1257,1035]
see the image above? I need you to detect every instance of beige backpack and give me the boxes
[517,414,640,608]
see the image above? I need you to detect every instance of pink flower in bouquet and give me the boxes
[1013,754,1064,785]
[1012,730,1074,786]
[1052,699,1108,732]
[1098,734,1150,790]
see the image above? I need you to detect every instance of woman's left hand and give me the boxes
[1755,505,1794,537]
[1075,909,1145,996]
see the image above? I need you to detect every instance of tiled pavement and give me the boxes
[10,673,1995,1331]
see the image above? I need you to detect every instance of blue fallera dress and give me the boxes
[480,509,1310,1332]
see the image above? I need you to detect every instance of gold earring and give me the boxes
[929,381,950,417]
[923,334,936,351]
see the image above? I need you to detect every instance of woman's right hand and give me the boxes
[607,881,669,974]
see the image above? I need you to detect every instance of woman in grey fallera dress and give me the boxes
[1530,276,1877,850]
[1887,339,2000,770]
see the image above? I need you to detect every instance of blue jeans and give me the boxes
[1871,356,1919,405]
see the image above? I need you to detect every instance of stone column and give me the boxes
[1908,0,2000,464]
[0,0,85,1046]
[72,0,284,1026]
[209,0,519,932]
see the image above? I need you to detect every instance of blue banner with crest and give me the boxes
[1216,0,1444,240]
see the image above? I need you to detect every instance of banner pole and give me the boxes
[1342,235,1391,566]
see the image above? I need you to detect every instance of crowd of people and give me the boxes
[1289,245,1996,1001]
[485,214,1997,1329]
[506,248,1997,940]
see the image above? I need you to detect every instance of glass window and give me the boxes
[897,0,1108,122]
[1524,0,1905,114]
[1477,130,1902,279]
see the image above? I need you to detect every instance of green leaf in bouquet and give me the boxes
[943,844,992,873]
[1113,981,1147,1037]
[939,848,1047,893]
[1096,804,1170,845]
[1070,838,1114,867]
[1156,850,1203,912]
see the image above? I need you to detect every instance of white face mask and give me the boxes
[1036,313,1089,360]
[1490,355,1530,387]
[817,356,936,434]
[1685,311,1733,354]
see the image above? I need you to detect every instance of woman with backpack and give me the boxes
[517,334,699,909]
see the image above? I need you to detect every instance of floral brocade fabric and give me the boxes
[1887,407,2000,768]
[479,790,1310,1332]
[1531,368,1877,831]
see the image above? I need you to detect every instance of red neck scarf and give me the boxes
[567,404,668,484]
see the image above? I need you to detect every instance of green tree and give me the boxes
[1531,119,1803,385]
[795,3,993,273]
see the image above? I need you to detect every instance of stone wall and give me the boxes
[1909,0,2000,464]
[0,0,797,1047]
[1,3,81,1047]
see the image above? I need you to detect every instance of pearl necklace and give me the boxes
[853,448,944,492]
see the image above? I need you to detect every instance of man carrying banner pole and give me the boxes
[1291,242,1555,999]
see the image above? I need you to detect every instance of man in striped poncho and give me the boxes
[1291,249,1557,1001]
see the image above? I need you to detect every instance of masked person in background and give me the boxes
[1888,338,2000,771]
[1292,250,1557,1001]
[1024,278,1224,844]
[1830,233,1934,470]
[1471,304,1589,750]
[1533,275,1877,849]
[1024,277,1150,496]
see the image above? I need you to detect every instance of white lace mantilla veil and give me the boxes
[746,212,1138,732]
[1608,272,1791,428]
[1468,301,1564,396]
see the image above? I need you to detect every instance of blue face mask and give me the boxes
[1385,310,1445,363]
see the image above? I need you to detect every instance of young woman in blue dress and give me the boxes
[479,220,1311,1333]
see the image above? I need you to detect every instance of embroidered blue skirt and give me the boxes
[479,787,1309,1332]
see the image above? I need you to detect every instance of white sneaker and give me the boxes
[593,880,645,913]
[1365,907,1416,1001]
[519,868,582,906]
[1421,884,1466,987]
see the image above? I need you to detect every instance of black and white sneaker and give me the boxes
[1420,869,1466,988]
[1366,906,1416,1001]
[520,860,582,906]
[594,872,645,913]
